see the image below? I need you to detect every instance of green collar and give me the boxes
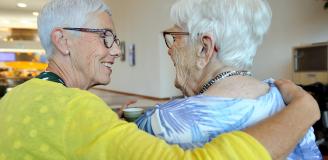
[36,71,66,86]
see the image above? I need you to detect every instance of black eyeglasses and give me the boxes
[162,31,189,49]
[63,27,120,49]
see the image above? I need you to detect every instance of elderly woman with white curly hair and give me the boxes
[136,0,322,159]
[0,0,321,159]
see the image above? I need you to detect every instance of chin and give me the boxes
[96,77,111,86]
[102,78,111,85]
[174,80,186,94]
[175,78,194,96]
[174,79,181,89]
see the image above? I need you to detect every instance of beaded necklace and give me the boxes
[197,70,252,95]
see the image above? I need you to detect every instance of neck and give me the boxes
[46,54,91,90]
[195,64,239,94]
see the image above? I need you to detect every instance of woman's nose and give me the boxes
[109,43,121,57]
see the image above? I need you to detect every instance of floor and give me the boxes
[89,88,169,109]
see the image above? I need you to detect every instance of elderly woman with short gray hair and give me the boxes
[136,0,322,159]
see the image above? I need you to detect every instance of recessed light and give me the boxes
[32,12,39,16]
[17,3,27,8]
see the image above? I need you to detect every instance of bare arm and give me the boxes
[244,79,321,159]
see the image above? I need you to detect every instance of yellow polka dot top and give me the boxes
[0,79,271,160]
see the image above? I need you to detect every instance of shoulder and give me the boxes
[15,78,109,110]
[157,95,223,110]
[136,96,211,134]
[260,78,285,105]
[139,95,258,121]
[136,96,230,134]
[141,95,221,119]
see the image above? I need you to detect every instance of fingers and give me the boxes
[117,109,124,118]
[275,79,290,85]
[275,79,305,104]
[276,79,320,122]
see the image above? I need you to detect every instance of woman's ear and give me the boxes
[196,33,217,69]
[51,28,70,56]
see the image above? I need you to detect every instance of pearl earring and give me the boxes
[65,50,70,54]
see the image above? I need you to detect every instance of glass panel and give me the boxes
[296,46,328,72]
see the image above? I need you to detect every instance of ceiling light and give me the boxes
[17,3,27,8]
[32,12,39,16]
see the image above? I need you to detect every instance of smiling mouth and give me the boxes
[102,62,113,69]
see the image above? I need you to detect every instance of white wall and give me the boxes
[100,0,328,98]
[100,0,181,98]
[253,0,328,80]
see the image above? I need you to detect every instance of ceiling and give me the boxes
[0,0,47,12]
[0,0,48,29]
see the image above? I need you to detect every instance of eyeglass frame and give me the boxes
[62,27,120,49]
[162,31,190,49]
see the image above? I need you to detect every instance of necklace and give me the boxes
[197,70,252,95]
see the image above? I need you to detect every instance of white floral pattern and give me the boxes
[136,79,322,160]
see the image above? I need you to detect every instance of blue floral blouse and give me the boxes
[136,79,322,160]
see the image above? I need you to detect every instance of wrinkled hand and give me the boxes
[275,79,320,121]
[275,79,307,104]
[117,99,138,118]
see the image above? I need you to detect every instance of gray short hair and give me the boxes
[37,0,112,57]
[171,0,272,69]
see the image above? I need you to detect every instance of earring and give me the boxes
[65,50,70,55]
[197,60,206,69]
